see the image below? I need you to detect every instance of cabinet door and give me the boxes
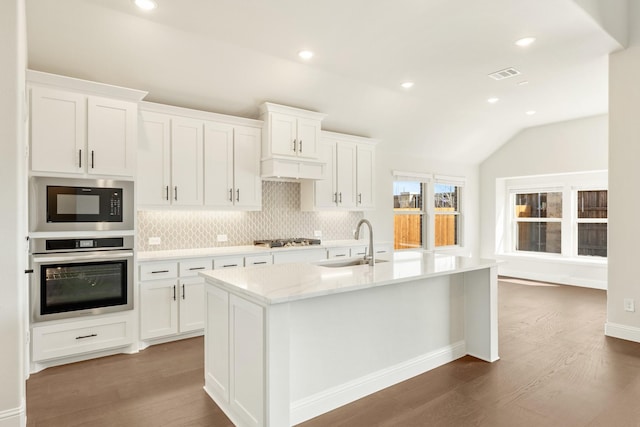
[233,126,262,209]
[138,111,171,205]
[140,280,179,340]
[336,141,357,208]
[296,117,320,159]
[314,139,337,208]
[179,277,205,333]
[87,96,137,177]
[171,117,204,206]
[269,112,297,157]
[204,121,234,207]
[356,143,375,209]
[229,295,264,427]
[30,87,85,174]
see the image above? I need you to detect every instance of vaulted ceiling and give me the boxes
[25,0,624,163]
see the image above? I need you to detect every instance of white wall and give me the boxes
[366,142,480,257]
[606,2,640,342]
[479,115,608,287]
[0,0,26,426]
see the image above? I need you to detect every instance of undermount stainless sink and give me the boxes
[315,258,389,268]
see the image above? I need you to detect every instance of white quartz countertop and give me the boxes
[137,240,381,262]
[199,251,498,305]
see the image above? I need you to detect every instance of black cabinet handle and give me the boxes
[91,150,95,169]
[253,261,267,265]
[79,149,82,168]
[229,188,233,202]
[165,186,169,201]
[182,284,185,300]
[292,139,297,152]
[188,267,205,271]
[236,189,240,202]
[174,186,178,201]
[76,333,97,340]
[335,254,346,257]
[173,285,176,301]
[25,269,34,274]
[299,140,303,152]
[222,264,238,268]
[151,270,169,274]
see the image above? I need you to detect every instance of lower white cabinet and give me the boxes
[32,313,134,362]
[205,287,264,427]
[272,248,327,264]
[244,254,273,266]
[139,258,211,340]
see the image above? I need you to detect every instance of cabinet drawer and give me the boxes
[139,261,178,281]
[213,256,244,269]
[32,314,133,362]
[327,247,350,258]
[350,246,368,257]
[245,254,273,266]
[180,258,213,277]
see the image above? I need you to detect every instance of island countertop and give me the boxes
[199,251,498,305]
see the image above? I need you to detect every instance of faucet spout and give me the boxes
[355,219,374,266]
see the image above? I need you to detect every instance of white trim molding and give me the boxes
[605,322,640,344]
[290,341,466,425]
[0,400,26,427]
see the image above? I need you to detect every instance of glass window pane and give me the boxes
[516,222,561,253]
[578,223,607,257]
[435,214,458,246]
[434,184,459,211]
[515,192,562,218]
[578,190,607,219]
[394,181,423,210]
[394,214,423,250]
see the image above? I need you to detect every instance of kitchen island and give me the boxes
[200,251,498,427]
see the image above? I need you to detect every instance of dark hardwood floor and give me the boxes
[27,279,640,426]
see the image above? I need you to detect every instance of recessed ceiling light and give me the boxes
[487,97,499,104]
[298,50,314,60]
[518,80,529,86]
[515,37,536,47]
[134,0,157,10]
[526,110,537,115]
[401,81,414,89]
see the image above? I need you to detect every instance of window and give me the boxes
[434,183,461,247]
[513,191,562,254]
[393,172,465,251]
[576,190,607,257]
[393,180,424,250]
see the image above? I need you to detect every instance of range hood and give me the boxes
[261,157,326,180]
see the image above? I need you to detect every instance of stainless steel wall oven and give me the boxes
[30,236,134,322]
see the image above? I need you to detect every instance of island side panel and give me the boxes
[265,302,291,427]
[463,266,499,362]
[288,274,466,424]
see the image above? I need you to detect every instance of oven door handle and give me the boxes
[32,251,134,263]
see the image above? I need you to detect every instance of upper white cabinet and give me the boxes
[138,102,262,210]
[259,102,327,180]
[301,131,377,211]
[204,122,261,209]
[28,70,146,178]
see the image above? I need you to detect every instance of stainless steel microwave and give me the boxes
[30,177,134,232]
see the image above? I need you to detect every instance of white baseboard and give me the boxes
[605,322,640,343]
[290,341,466,425]
[0,400,26,427]
[498,268,606,290]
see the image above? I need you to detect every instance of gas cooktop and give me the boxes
[254,238,321,248]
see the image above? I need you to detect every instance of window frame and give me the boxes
[433,181,463,249]
[510,188,564,255]
[573,188,608,258]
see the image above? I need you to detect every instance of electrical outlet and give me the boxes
[217,234,228,242]
[148,237,161,245]
[314,230,322,237]
[624,298,635,312]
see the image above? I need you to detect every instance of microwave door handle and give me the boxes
[33,251,134,263]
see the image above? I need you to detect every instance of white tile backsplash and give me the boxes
[137,181,364,251]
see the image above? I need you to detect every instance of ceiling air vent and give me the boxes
[488,67,521,81]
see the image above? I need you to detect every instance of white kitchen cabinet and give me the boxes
[244,254,273,266]
[327,247,350,259]
[263,108,323,160]
[205,287,264,427]
[212,256,244,269]
[301,131,376,211]
[30,86,138,177]
[31,313,133,362]
[139,258,211,340]
[356,143,376,209]
[138,102,263,209]
[138,111,171,206]
[204,122,262,209]
[171,116,204,206]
